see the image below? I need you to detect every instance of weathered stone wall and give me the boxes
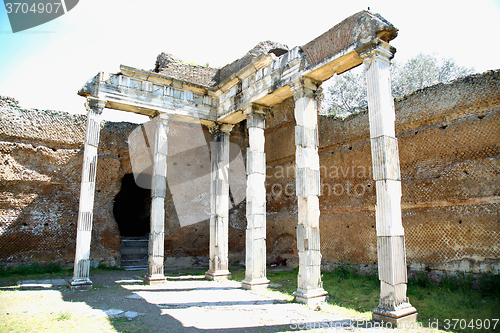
[264,70,500,273]
[0,98,131,267]
[0,98,247,268]
[1,69,498,273]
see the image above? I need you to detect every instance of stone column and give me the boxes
[145,113,170,285]
[242,108,269,290]
[360,39,417,325]
[70,98,105,291]
[290,79,327,306]
[205,123,234,281]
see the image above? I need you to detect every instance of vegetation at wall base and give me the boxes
[231,264,500,333]
[0,263,65,277]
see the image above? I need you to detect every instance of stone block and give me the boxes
[297,196,320,227]
[296,168,320,197]
[215,194,229,216]
[293,287,328,307]
[296,226,320,251]
[151,174,167,198]
[248,127,265,151]
[247,114,265,129]
[213,178,229,196]
[246,199,266,216]
[150,197,165,229]
[295,125,318,148]
[294,98,317,129]
[298,249,317,266]
[295,146,319,170]
[241,277,270,290]
[375,180,404,236]
[79,182,96,212]
[75,231,92,254]
[152,154,167,176]
[247,214,266,229]
[246,149,266,175]
[370,135,400,181]
[251,226,266,240]
[70,278,92,291]
[372,305,418,326]
[377,236,407,285]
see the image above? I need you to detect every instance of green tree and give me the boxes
[323,54,475,116]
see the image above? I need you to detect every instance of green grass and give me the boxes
[0,263,65,277]
[231,264,500,333]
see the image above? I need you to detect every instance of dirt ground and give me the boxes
[0,269,446,333]
[0,269,358,333]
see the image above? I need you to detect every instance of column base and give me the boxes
[293,288,328,307]
[145,274,166,285]
[205,270,231,281]
[372,304,418,326]
[241,277,270,290]
[70,278,92,291]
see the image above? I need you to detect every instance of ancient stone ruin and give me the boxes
[1,11,499,325]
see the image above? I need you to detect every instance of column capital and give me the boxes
[151,112,171,126]
[246,103,269,115]
[209,123,234,134]
[86,98,106,114]
[290,78,320,101]
[358,38,396,63]
[246,112,265,129]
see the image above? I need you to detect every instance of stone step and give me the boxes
[123,265,148,271]
[121,259,148,267]
[121,247,148,254]
[121,253,148,261]
[121,239,149,248]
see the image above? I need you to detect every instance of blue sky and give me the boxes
[1,0,499,123]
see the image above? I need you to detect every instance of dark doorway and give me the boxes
[113,174,151,237]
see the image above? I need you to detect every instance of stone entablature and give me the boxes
[78,11,397,126]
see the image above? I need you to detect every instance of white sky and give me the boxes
[0,0,499,123]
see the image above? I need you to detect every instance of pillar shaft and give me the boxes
[145,114,170,285]
[71,98,105,291]
[291,79,327,306]
[206,123,233,281]
[242,109,269,290]
[361,40,417,325]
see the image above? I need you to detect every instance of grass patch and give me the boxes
[0,263,65,277]
[93,264,125,271]
[231,264,500,332]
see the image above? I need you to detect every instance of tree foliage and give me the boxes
[323,53,475,117]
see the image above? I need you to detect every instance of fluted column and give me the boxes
[205,123,234,281]
[290,79,327,306]
[360,39,417,325]
[70,98,105,291]
[145,113,170,285]
[242,107,269,290]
